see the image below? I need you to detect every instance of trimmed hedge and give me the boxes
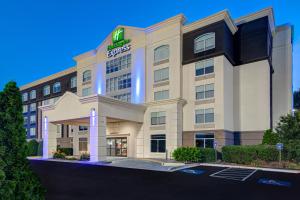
[262,129,279,145]
[53,151,66,159]
[27,139,39,156]
[172,147,215,163]
[222,145,279,164]
[57,147,73,156]
[284,140,300,162]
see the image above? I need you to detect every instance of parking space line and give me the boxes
[210,168,257,181]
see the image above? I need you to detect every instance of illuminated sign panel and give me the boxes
[107,28,131,58]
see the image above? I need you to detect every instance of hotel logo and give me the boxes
[107,28,131,58]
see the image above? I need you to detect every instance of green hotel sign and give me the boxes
[107,28,131,58]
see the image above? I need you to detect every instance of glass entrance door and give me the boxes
[107,137,127,157]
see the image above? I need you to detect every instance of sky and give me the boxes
[0,0,299,91]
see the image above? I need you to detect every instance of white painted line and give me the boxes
[210,167,230,177]
[242,169,257,181]
[200,163,300,174]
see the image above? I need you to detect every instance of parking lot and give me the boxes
[30,160,300,200]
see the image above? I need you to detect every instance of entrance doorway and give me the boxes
[107,137,127,157]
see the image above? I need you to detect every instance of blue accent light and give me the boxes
[132,48,145,104]
[95,63,104,95]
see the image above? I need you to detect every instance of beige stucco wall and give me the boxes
[272,25,293,127]
[233,60,271,132]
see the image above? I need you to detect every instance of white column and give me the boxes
[89,108,107,162]
[42,117,57,159]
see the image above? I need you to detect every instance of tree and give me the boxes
[275,111,300,143]
[262,129,279,145]
[0,81,45,199]
[294,89,300,110]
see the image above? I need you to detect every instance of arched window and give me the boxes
[82,70,91,83]
[154,45,169,64]
[194,32,215,53]
[53,82,61,93]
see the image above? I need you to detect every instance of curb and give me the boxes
[199,163,300,174]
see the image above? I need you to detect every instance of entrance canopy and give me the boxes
[39,92,146,161]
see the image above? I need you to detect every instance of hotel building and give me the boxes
[20,7,293,161]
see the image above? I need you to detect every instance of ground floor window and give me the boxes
[151,134,166,153]
[195,133,214,148]
[79,138,88,151]
[107,137,127,157]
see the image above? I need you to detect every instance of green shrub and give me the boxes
[199,148,216,162]
[172,147,200,162]
[80,153,90,161]
[172,147,216,163]
[256,145,278,161]
[222,145,257,164]
[57,147,73,156]
[53,151,66,159]
[284,140,300,162]
[37,141,43,156]
[27,139,39,156]
[262,129,279,145]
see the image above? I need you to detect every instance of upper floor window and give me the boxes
[22,105,28,113]
[30,115,36,124]
[22,93,28,102]
[154,90,169,101]
[30,103,36,112]
[43,85,50,96]
[195,108,214,124]
[82,87,92,97]
[154,45,169,64]
[196,83,214,100]
[83,70,91,83]
[79,126,88,131]
[106,54,131,74]
[194,32,215,53]
[29,127,36,136]
[71,76,77,88]
[195,58,214,76]
[53,82,61,93]
[154,67,169,83]
[30,90,36,99]
[151,111,166,125]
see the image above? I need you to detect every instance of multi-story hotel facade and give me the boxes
[20,7,293,161]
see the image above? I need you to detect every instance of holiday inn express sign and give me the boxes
[107,28,131,58]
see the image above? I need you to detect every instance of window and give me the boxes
[30,103,36,112]
[22,105,28,113]
[82,87,92,97]
[106,54,131,74]
[195,133,214,148]
[195,108,214,124]
[71,76,77,88]
[79,126,88,131]
[154,90,169,101]
[154,45,169,64]
[43,85,50,96]
[113,93,131,102]
[22,93,28,102]
[151,111,166,125]
[30,90,36,99]
[53,82,61,93]
[30,115,36,124]
[30,127,36,136]
[106,73,131,92]
[24,116,28,125]
[194,32,215,53]
[151,134,166,153]
[79,138,88,151]
[82,70,91,83]
[196,83,214,100]
[195,58,214,76]
[154,67,169,82]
